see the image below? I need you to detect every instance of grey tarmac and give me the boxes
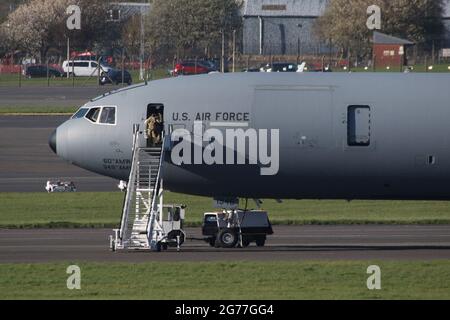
[0,86,118,108]
[0,225,449,263]
[0,115,117,192]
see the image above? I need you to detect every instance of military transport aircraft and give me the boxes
[50,72,450,201]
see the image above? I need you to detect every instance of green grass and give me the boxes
[1,192,450,229]
[0,261,449,299]
[0,105,78,114]
[0,68,171,87]
[0,73,107,86]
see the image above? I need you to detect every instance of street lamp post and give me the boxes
[221,30,225,73]
[297,23,303,64]
[139,4,145,81]
[66,36,70,78]
[232,29,236,72]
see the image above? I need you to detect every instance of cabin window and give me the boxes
[85,107,101,123]
[347,105,371,146]
[71,108,88,119]
[69,62,89,68]
[99,107,116,125]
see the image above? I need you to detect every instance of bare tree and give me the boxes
[2,0,68,61]
[0,24,8,58]
[315,0,444,58]
[2,0,115,62]
[147,0,242,60]
[121,15,142,57]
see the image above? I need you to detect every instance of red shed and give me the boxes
[372,31,414,68]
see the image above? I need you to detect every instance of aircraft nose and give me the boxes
[49,129,57,154]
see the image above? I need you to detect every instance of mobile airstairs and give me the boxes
[110,125,186,252]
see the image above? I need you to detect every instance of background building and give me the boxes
[242,0,330,55]
[372,31,414,68]
[242,0,450,56]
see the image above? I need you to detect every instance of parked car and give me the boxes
[261,62,299,72]
[23,65,63,78]
[99,69,132,86]
[242,67,261,72]
[172,60,217,76]
[207,58,229,72]
[310,66,333,72]
[62,60,112,77]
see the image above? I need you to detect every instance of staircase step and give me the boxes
[117,136,164,251]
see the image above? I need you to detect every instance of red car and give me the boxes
[173,61,214,76]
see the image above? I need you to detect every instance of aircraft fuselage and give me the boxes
[51,73,450,200]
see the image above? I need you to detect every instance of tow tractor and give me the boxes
[202,210,273,248]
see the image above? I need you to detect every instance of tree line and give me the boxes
[0,0,242,64]
[316,0,445,59]
[0,0,446,64]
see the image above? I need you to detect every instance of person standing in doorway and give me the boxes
[145,113,157,146]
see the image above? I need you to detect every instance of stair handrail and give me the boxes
[147,132,165,244]
[119,125,140,241]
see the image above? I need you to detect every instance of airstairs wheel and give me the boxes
[168,230,185,246]
[218,229,238,248]
[155,242,162,252]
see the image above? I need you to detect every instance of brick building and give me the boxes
[372,31,414,68]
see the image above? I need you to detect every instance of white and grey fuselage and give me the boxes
[51,72,450,200]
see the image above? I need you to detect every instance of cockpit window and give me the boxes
[71,108,88,119]
[85,107,101,123]
[99,107,116,125]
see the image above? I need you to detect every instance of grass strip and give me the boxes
[1,192,450,228]
[0,261,449,299]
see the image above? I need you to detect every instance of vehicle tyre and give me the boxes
[256,237,266,247]
[241,237,250,248]
[218,229,238,248]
